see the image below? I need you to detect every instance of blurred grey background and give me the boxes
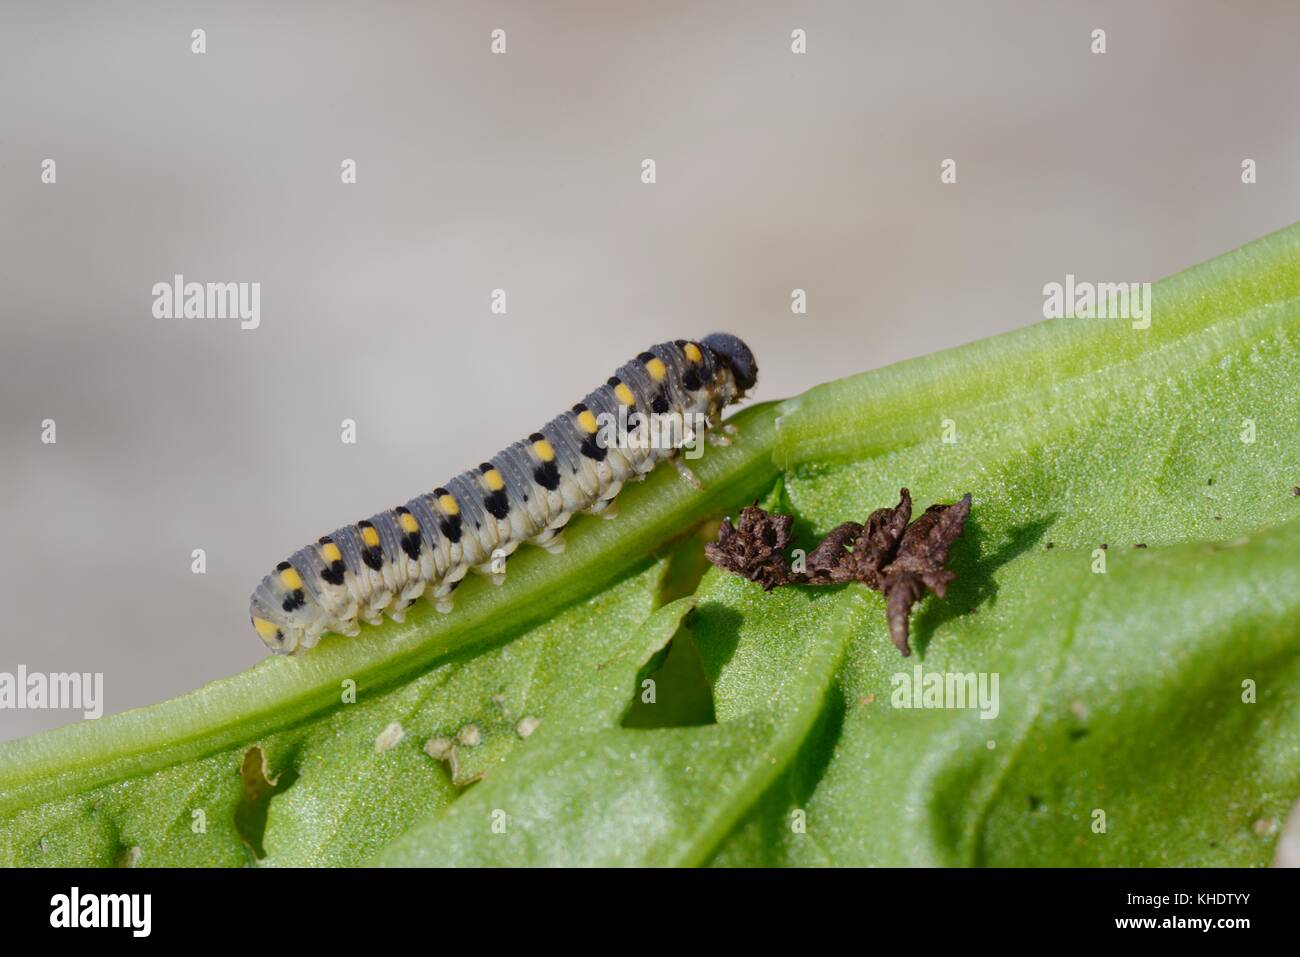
[2,1,1298,739]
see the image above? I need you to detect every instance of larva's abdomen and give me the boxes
[249,335,758,654]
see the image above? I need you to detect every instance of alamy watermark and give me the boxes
[891,665,999,720]
[50,887,150,937]
[597,406,709,459]
[1043,273,1152,329]
[0,666,103,719]
[152,274,261,330]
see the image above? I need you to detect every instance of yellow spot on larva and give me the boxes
[483,469,504,492]
[576,409,598,433]
[279,566,303,590]
[533,439,555,462]
[614,383,636,406]
[360,525,381,548]
[252,617,280,640]
[684,342,702,363]
[645,357,667,381]
[439,494,459,515]
[321,542,342,563]
[398,512,420,534]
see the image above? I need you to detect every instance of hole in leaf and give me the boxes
[234,745,297,861]
[622,611,717,729]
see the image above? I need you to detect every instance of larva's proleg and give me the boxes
[249,334,758,654]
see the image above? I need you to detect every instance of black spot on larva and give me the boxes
[637,351,656,363]
[434,487,450,497]
[401,532,422,560]
[356,521,384,570]
[682,369,701,391]
[484,488,510,519]
[572,402,588,413]
[651,393,669,414]
[534,460,561,491]
[439,514,463,543]
[674,339,687,348]
[529,432,545,442]
[321,561,346,586]
[607,376,621,387]
[318,536,333,545]
[478,462,494,474]
[581,435,607,461]
[275,561,291,572]
[282,589,306,612]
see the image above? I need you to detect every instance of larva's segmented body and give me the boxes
[249,334,757,654]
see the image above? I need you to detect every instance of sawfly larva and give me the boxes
[249,334,757,654]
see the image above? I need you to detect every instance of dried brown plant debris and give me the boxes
[705,488,973,657]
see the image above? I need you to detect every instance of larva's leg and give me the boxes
[430,570,464,613]
[529,526,567,554]
[584,477,622,517]
[706,431,733,447]
[673,456,704,490]
[587,497,619,520]
[388,582,426,622]
[400,581,426,604]
[361,591,392,625]
[471,559,508,587]
[433,578,461,614]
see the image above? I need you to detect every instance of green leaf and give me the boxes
[374,581,857,866]
[0,413,780,866]
[3,222,1298,867]
[709,221,1300,866]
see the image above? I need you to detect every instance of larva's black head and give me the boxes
[700,333,758,392]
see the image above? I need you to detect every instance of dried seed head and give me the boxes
[704,504,798,590]
[704,488,972,657]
